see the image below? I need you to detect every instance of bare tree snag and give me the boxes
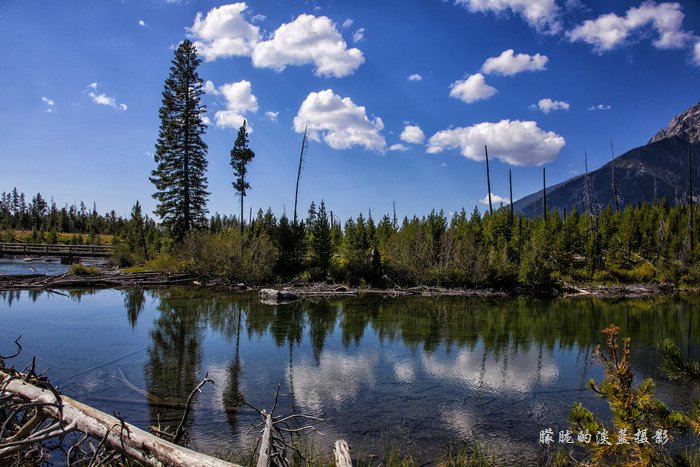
[256,411,274,467]
[293,124,309,225]
[484,145,493,215]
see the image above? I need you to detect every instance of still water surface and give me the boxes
[1,288,698,462]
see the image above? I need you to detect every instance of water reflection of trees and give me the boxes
[139,291,700,395]
[144,288,205,433]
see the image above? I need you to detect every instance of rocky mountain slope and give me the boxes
[513,100,700,216]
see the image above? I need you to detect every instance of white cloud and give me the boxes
[694,40,700,66]
[588,104,611,111]
[479,193,511,205]
[85,83,126,110]
[188,5,365,77]
[389,143,409,151]
[342,18,353,29]
[408,73,423,81]
[449,73,497,103]
[138,20,147,27]
[529,98,569,113]
[481,49,548,75]
[265,111,279,121]
[567,1,693,52]
[427,119,565,166]
[188,3,260,61]
[400,125,426,144]
[455,0,560,32]
[203,80,219,95]
[251,14,266,23]
[252,14,365,77]
[42,97,54,112]
[208,80,258,129]
[353,27,365,43]
[293,89,386,152]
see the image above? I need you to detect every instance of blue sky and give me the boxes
[2,0,700,223]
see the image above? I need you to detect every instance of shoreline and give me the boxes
[0,270,685,299]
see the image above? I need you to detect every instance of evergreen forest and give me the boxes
[3,186,700,290]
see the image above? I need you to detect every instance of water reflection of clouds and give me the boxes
[423,348,559,394]
[289,351,378,413]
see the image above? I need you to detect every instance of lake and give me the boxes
[1,287,698,463]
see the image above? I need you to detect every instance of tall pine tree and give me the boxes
[150,39,209,242]
[230,120,255,235]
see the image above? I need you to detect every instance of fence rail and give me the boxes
[0,242,114,258]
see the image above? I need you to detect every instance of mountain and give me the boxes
[513,100,700,216]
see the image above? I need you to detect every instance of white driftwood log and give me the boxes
[1,372,238,467]
[333,439,352,467]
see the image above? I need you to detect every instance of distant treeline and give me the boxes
[3,187,700,287]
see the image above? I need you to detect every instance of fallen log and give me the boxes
[0,370,238,467]
[334,439,352,467]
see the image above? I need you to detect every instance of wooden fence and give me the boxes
[0,242,114,258]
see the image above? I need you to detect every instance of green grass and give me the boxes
[68,263,102,276]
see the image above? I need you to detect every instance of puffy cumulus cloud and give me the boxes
[479,193,511,205]
[400,125,425,144]
[252,14,364,77]
[188,4,365,77]
[588,103,611,111]
[529,98,569,113]
[426,119,565,166]
[408,73,422,81]
[389,143,409,151]
[265,111,279,121]
[567,1,693,53]
[449,73,497,103]
[207,80,258,129]
[293,89,386,152]
[481,49,548,75]
[85,83,126,111]
[187,3,260,61]
[138,20,147,27]
[455,0,560,32]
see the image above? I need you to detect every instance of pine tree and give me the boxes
[311,200,332,274]
[230,120,255,235]
[150,39,209,242]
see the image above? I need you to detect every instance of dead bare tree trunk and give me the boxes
[585,150,593,219]
[688,132,694,255]
[484,145,493,215]
[611,140,619,212]
[293,125,309,225]
[542,167,547,222]
[509,169,513,219]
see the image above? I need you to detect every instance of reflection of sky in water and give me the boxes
[290,351,378,413]
[0,258,70,274]
[1,290,698,463]
[423,346,559,394]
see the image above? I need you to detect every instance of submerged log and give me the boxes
[0,370,237,467]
